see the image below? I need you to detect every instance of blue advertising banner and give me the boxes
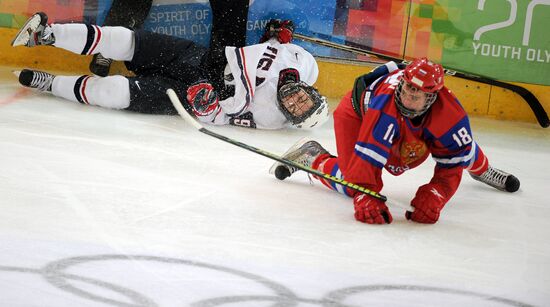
[136,0,338,56]
[143,1,212,46]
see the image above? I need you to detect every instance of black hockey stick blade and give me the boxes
[166,89,414,213]
[294,33,549,128]
[103,0,153,28]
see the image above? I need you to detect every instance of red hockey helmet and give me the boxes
[402,57,444,93]
[395,58,445,118]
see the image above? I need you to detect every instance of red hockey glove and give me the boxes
[259,19,295,44]
[406,184,447,224]
[186,82,219,117]
[353,194,393,224]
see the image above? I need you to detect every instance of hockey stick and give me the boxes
[166,89,413,212]
[294,33,550,128]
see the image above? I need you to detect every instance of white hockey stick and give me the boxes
[167,89,414,213]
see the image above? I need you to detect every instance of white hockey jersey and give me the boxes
[198,39,319,129]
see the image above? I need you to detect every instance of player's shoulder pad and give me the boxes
[355,61,399,90]
[425,87,469,137]
[351,61,399,117]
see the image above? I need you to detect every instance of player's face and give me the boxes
[398,81,429,112]
[281,89,314,117]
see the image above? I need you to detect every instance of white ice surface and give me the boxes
[1,73,549,307]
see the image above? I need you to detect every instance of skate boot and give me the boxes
[11,12,55,47]
[15,69,55,92]
[470,166,520,192]
[89,53,113,77]
[269,138,329,180]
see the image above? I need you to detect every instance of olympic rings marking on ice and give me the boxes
[0,254,534,307]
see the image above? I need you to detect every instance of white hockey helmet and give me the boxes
[277,81,330,129]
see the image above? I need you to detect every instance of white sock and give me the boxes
[52,24,135,61]
[52,75,131,109]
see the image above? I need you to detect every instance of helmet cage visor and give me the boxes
[395,79,438,118]
[277,81,326,125]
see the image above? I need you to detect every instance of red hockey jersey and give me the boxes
[335,67,483,201]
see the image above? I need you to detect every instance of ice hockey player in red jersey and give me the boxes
[11,0,328,130]
[270,58,520,224]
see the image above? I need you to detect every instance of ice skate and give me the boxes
[470,166,520,192]
[15,69,55,92]
[11,12,55,47]
[269,138,329,180]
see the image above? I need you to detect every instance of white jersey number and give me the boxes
[452,127,473,147]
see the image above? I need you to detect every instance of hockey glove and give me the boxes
[277,68,300,91]
[186,82,219,117]
[260,19,295,44]
[353,194,393,224]
[406,184,447,224]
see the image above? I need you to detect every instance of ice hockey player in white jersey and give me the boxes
[205,25,327,129]
[11,0,329,130]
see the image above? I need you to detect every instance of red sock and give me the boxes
[467,144,489,176]
[311,154,354,197]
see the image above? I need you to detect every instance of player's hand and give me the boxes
[406,184,447,224]
[186,82,219,117]
[260,19,295,44]
[353,194,393,224]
